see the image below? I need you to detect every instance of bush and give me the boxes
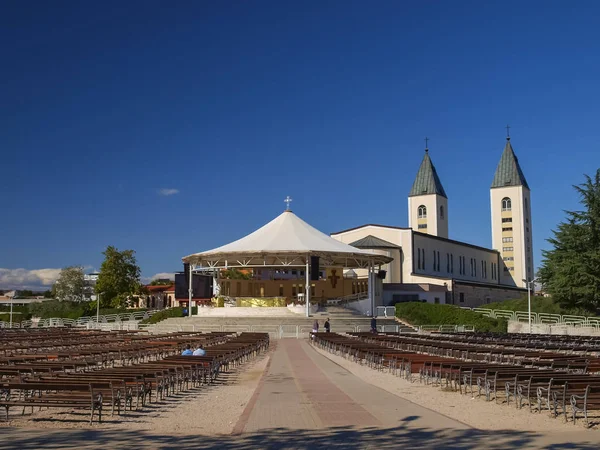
[140,307,184,324]
[0,305,32,321]
[395,302,508,333]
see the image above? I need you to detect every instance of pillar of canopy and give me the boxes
[182,209,392,317]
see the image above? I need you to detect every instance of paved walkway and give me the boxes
[235,339,466,432]
[2,340,600,448]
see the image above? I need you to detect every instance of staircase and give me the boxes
[143,307,398,336]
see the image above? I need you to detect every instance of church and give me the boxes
[330,135,532,308]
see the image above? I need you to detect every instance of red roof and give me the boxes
[145,284,175,292]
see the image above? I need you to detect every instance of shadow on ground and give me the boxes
[0,416,596,449]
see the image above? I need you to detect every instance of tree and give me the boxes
[95,246,142,307]
[52,266,85,302]
[538,169,600,311]
[17,290,34,298]
[149,279,173,286]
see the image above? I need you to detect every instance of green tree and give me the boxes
[51,266,85,302]
[149,279,173,286]
[538,169,600,311]
[95,246,142,307]
[17,290,34,298]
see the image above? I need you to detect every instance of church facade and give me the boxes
[331,136,531,308]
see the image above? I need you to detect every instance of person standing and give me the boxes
[312,320,319,333]
[324,318,331,333]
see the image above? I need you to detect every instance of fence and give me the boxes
[375,306,395,318]
[464,307,600,329]
[136,323,466,337]
[1,310,157,329]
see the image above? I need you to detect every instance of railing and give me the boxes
[375,306,395,318]
[4,310,158,329]
[417,324,475,333]
[137,323,421,337]
[326,292,369,305]
[464,307,599,327]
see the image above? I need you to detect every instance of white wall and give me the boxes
[408,194,448,238]
[491,185,533,287]
[409,233,500,285]
[331,225,408,283]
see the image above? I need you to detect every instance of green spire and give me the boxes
[491,138,529,189]
[409,149,447,198]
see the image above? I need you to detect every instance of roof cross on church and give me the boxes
[506,124,511,140]
[424,137,429,152]
[284,196,293,211]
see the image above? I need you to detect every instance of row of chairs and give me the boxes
[0,330,269,424]
[312,332,600,427]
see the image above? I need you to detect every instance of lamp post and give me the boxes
[522,278,538,334]
[9,293,14,328]
[96,292,103,326]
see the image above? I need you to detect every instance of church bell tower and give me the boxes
[408,142,448,238]
[490,131,533,287]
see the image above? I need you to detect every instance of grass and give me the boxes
[395,302,508,332]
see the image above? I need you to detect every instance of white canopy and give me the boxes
[182,210,392,268]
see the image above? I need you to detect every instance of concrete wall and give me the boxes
[452,283,524,308]
[382,288,447,305]
[508,320,600,336]
[345,297,373,316]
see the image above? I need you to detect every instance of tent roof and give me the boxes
[182,210,392,268]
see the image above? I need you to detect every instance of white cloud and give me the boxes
[158,188,179,196]
[0,268,62,290]
[141,273,176,284]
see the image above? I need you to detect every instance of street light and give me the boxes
[522,278,538,334]
[7,291,15,328]
[96,292,103,326]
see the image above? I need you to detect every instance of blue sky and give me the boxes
[1,1,600,289]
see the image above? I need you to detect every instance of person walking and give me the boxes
[370,316,377,334]
[324,318,331,333]
[311,319,319,340]
[312,320,319,333]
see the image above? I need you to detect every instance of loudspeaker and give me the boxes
[310,256,320,281]
[183,263,190,285]
[377,270,387,279]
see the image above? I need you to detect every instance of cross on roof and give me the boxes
[284,196,293,211]
[425,137,429,150]
[506,124,510,139]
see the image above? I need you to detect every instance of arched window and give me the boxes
[502,197,512,211]
[440,205,444,219]
[418,205,427,218]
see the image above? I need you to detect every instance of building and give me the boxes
[330,136,530,307]
[83,272,100,300]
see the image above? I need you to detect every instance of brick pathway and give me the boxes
[235,339,467,433]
